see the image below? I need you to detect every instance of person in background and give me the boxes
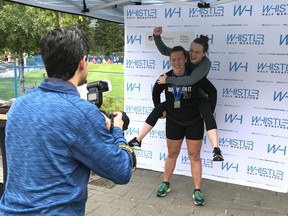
[153,46,216,206]
[4,52,8,62]
[0,26,135,216]
[128,27,223,162]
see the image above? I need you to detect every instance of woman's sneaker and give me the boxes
[192,190,205,206]
[128,137,142,150]
[156,182,171,197]
[213,147,224,161]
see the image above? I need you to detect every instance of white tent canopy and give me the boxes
[6,0,236,23]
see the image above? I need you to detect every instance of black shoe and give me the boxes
[128,137,142,150]
[213,147,224,161]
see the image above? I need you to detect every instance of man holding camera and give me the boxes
[0,26,135,215]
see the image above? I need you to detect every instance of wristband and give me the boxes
[118,144,137,172]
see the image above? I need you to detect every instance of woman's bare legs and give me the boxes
[137,123,153,142]
[186,139,203,189]
[206,128,218,149]
[186,139,205,206]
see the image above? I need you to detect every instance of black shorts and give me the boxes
[166,118,204,140]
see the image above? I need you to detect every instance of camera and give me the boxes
[86,80,130,131]
[87,81,109,108]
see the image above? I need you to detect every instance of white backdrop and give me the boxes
[123,0,288,192]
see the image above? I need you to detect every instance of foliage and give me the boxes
[0,3,124,98]
[0,4,57,93]
[90,20,124,56]
[0,4,57,57]
[101,97,124,114]
[0,3,124,60]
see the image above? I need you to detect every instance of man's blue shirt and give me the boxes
[0,78,132,215]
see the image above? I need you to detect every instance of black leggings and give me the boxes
[145,97,217,131]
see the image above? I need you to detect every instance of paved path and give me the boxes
[85,169,288,216]
[1,158,288,215]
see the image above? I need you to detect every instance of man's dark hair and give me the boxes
[39,26,89,80]
[170,46,187,58]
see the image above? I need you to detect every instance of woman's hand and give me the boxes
[153,26,162,36]
[160,111,167,119]
[157,74,167,84]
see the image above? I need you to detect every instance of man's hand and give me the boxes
[102,112,124,131]
[153,26,162,36]
[112,112,124,130]
[101,113,111,130]
[157,74,167,84]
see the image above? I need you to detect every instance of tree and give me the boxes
[0,3,124,93]
[0,4,57,93]
[92,20,124,56]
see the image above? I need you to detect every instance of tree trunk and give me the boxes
[18,47,25,95]
[58,12,64,27]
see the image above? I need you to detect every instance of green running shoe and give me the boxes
[156,182,171,197]
[192,190,205,206]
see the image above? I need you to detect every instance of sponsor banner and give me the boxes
[124,0,288,192]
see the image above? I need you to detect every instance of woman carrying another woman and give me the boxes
[128,27,223,162]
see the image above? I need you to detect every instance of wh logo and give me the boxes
[127,35,142,44]
[159,152,167,161]
[125,128,140,136]
[165,7,181,18]
[196,34,214,45]
[222,162,239,172]
[163,60,171,70]
[229,62,248,72]
[225,114,243,124]
[273,91,288,102]
[280,35,288,45]
[181,155,190,164]
[233,5,253,16]
[126,83,140,92]
[267,144,287,155]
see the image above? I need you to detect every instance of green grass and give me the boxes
[0,64,125,112]
[0,77,15,101]
[87,64,124,112]
[87,64,124,98]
